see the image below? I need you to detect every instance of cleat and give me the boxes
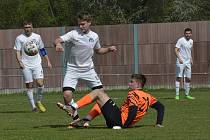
[155,124,164,128]
[57,102,75,116]
[32,107,39,113]
[175,96,180,100]
[37,101,46,112]
[67,125,76,129]
[186,95,195,100]
[69,118,90,128]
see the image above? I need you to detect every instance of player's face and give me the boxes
[24,24,33,36]
[78,20,91,33]
[184,31,192,40]
[128,79,140,89]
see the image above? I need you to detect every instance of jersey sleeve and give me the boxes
[60,31,74,42]
[14,37,21,51]
[38,35,44,49]
[94,37,101,49]
[175,38,182,48]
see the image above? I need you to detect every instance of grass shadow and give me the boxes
[0,110,30,113]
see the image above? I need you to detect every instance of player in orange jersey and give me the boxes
[57,74,165,128]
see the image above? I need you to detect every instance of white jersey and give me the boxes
[14,33,44,68]
[60,28,101,71]
[175,37,193,64]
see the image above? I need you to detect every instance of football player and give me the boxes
[14,21,52,112]
[58,74,165,129]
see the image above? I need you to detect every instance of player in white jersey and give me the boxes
[54,12,117,121]
[175,28,195,100]
[14,21,52,112]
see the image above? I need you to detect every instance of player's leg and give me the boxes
[75,68,104,107]
[100,99,122,128]
[81,103,101,126]
[70,91,122,129]
[33,66,46,112]
[69,102,101,127]
[184,64,195,99]
[22,67,37,112]
[58,67,79,120]
[175,64,184,100]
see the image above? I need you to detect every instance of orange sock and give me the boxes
[76,94,93,108]
[87,103,101,120]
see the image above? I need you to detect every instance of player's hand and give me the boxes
[108,46,117,52]
[179,58,183,64]
[55,44,64,52]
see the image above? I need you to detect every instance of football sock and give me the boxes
[37,86,44,102]
[184,82,190,96]
[72,94,93,109]
[27,89,36,109]
[86,104,101,120]
[69,99,79,120]
[175,81,180,96]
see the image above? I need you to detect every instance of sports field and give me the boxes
[0,89,209,140]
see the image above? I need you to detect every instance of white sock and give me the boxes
[37,86,44,102]
[68,99,79,119]
[184,82,190,96]
[175,81,180,96]
[27,89,36,109]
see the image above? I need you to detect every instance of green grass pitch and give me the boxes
[0,89,209,140]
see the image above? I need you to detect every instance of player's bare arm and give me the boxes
[54,37,64,52]
[175,47,183,64]
[43,55,52,69]
[95,46,117,54]
[16,51,24,69]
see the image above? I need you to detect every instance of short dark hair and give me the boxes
[184,28,192,33]
[77,12,91,22]
[23,20,33,26]
[131,74,146,88]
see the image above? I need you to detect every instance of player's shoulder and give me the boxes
[89,30,99,38]
[189,38,193,43]
[16,33,24,40]
[177,37,185,42]
[31,32,41,38]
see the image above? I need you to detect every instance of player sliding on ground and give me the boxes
[57,74,165,129]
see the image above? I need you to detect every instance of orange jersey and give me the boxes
[120,89,157,126]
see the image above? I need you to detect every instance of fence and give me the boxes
[0,21,210,93]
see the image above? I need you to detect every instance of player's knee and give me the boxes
[26,83,33,88]
[185,78,191,83]
[36,79,44,87]
[176,77,181,82]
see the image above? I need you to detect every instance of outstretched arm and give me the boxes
[95,46,117,54]
[151,101,165,127]
[123,105,138,128]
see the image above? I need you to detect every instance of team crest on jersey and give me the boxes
[89,38,94,42]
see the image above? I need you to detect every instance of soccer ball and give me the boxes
[24,42,39,56]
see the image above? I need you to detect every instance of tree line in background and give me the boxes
[0,0,210,29]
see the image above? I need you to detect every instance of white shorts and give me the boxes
[63,67,102,90]
[176,63,191,78]
[22,65,44,83]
